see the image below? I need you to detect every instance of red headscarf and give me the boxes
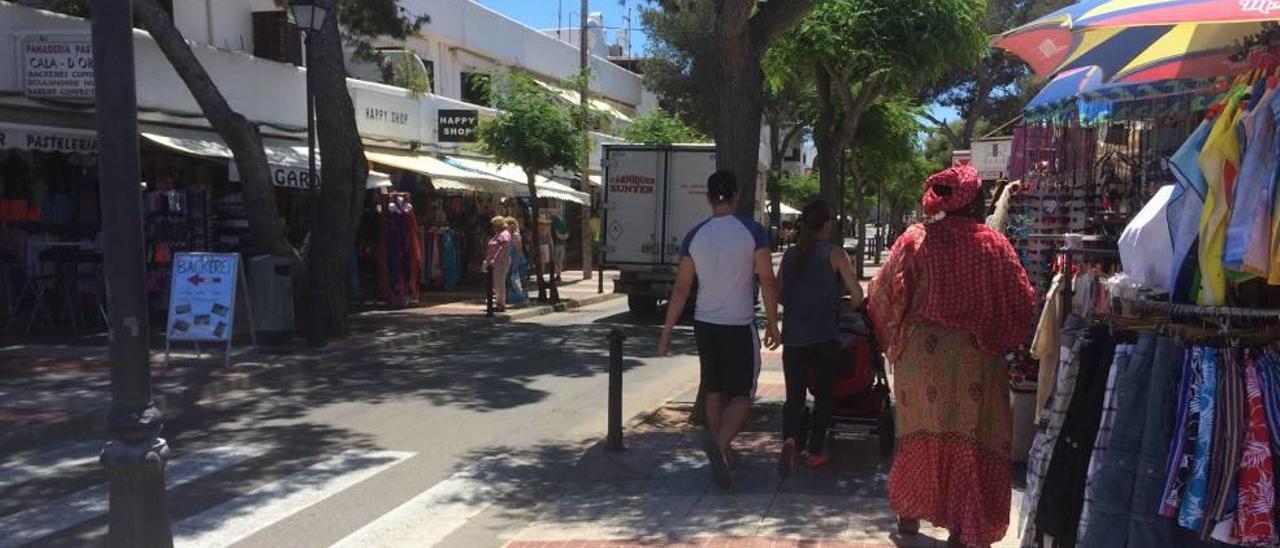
[868,167,1034,360]
[921,165,982,217]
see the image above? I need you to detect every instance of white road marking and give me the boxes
[174,450,414,548]
[0,444,270,548]
[329,456,506,548]
[0,440,100,490]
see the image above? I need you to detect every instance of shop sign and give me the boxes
[971,138,1012,180]
[352,87,419,142]
[166,253,241,343]
[0,124,97,154]
[22,36,95,101]
[272,165,319,190]
[228,160,319,190]
[438,109,478,142]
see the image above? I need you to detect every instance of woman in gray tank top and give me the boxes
[775,201,864,476]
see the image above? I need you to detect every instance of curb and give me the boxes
[503,292,621,321]
[0,292,622,454]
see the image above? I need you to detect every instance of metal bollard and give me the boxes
[486,266,494,318]
[597,252,605,295]
[606,328,626,452]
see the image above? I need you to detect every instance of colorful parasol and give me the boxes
[1068,0,1280,28]
[994,1,1266,83]
[1025,66,1106,113]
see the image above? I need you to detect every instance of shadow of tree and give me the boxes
[395,406,964,546]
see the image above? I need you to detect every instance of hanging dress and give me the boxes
[507,237,529,305]
[442,229,461,290]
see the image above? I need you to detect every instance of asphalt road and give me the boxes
[3,298,702,548]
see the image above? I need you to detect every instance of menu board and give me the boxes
[166,253,240,342]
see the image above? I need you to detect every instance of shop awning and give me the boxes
[367,171,392,189]
[0,122,97,154]
[363,148,520,195]
[443,156,590,206]
[140,125,317,190]
[142,125,310,168]
[533,80,634,124]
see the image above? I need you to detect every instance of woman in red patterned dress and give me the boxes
[868,165,1035,547]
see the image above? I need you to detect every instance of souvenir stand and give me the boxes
[1015,44,1280,547]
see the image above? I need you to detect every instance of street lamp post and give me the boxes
[92,1,173,545]
[290,0,327,346]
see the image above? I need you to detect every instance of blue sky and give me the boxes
[476,0,651,54]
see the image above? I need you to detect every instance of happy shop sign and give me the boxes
[438,109,478,142]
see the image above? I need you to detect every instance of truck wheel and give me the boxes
[628,295,658,317]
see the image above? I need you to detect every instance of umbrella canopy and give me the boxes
[995,20,1256,83]
[1026,66,1106,113]
[1067,0,1280,28]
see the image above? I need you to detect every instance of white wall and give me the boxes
[400,0,643,108]
[0,2,630,171]
[169,0,279,55]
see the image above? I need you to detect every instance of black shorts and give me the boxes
[693,321,759,400]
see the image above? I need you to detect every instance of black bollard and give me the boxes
[597,252,605,295]
[606,328,626,452]
[486,266,494,318]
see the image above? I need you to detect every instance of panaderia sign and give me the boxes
[21,35,94,101]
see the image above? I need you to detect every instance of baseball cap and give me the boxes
[707,171,737,202]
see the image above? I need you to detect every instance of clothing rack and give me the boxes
[1056,246,1121,316]
[1118,295,1280,322]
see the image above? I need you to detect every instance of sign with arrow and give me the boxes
[166,253,241,343]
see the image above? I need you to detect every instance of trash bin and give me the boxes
[247,255,294,345]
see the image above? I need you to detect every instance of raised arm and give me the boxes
[657,256,696,357]
[831,246,864,303]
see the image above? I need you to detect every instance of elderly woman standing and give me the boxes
[868,165,1034,547]
[483,217,512,312]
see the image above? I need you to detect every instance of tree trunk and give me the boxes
[133,0,299,268]
[300,1,369,343]
[713,15,766,220]
[526,173,548,302]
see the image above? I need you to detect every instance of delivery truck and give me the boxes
[600,144,718,316]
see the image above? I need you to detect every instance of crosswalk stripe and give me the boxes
[330,456,505,548]
[174,450,414,548]
[0,440,101,490]
[0,444,270,548]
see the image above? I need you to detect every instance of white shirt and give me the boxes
[1119,185,1175,291]
[681,215,769,326]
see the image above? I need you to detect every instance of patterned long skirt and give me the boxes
[889,323,1012,547]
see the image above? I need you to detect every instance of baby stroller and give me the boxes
[802,298,896,457]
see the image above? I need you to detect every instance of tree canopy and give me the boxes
[765,0,987,213]
[918,0,1071,148]
[477,71,584,180]
[621,108,706,145]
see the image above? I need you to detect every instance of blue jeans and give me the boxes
[1080,333,1156,547]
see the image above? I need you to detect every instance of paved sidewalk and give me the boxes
[499,273,1028,548]
[0,272,620,453]
[500,399,1023,548]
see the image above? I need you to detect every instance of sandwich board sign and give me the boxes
[164,252,255,367]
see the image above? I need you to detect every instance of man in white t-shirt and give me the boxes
[657,170,780,489]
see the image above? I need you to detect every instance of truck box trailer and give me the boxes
[600,144,717,316]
